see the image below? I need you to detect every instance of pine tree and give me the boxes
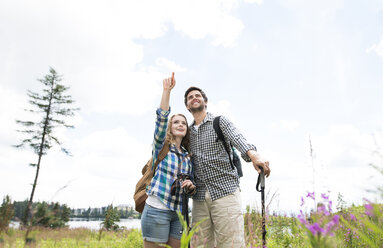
[102,205,120,231]
[0,195,14,235]
[14,68,78,241]
[61,204,70,223]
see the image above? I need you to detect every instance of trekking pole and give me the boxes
[256,167,266,247]
[182,187,191,248]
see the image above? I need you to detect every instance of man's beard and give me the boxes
[189,104,205,113]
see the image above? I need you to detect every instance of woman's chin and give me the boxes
[173,133,186,138]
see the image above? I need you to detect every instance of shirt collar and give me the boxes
[192,112,215,126]
[169,143,188,155]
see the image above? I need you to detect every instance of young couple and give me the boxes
[141,74,271,248]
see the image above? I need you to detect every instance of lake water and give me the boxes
[10,218,141,230]
[69,218,141,230]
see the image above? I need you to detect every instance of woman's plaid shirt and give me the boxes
[190,112,257,201]
[146,108,193,212]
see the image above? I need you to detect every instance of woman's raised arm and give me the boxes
[160,72,175,111]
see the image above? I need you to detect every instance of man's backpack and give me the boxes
[133,141,170,213]
[213,116,243,177]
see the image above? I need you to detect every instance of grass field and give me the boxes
[1,200,382,248]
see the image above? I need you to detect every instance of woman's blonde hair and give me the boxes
[165,114,190,152]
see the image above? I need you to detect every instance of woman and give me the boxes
[141,73,195,248]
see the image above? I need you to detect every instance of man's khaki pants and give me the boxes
[191,188,245,248]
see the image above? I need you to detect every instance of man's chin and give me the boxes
[190,106,205,113]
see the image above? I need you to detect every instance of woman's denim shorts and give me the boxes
[141,204,182,243]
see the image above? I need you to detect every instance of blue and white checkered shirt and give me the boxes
[146,108,193,212]
[190,112,257,201]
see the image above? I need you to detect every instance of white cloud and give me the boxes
[0,85,34,146]
[168,0,244,47]
[309,125,374,168]
[0,0,247,116]
[0,126,153,208]
[242,126,381,214]
[243,0,264,5]
[367,36,383,58]
[281,0,345,29]
[252,43,258,51]
[73,68,163,115]
[156,58,187,72]
[305,126,381,205]
[245,126,381,214]
[272,119,301,132]
[283,0,344,12]
[240,147,309,214]
[208,100,235,120]
[0,0,250,208]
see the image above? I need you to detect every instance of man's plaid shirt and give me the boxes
[190,112,257,201]
[146,108,193,212]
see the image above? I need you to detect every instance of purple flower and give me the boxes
[321,193,329,200]
[318,204,330,216]
[349,213,356,221]
[306,191,315,200]
[300,197,305,207]
[298,210,307,225]
[309,223,324,236]
[365,203,374,217]
[332,214,340,224]
[328,200,333,213]
[323,215,339,236]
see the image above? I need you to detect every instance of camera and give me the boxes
[170,173,192,196]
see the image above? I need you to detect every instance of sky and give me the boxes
[1,0,383,215]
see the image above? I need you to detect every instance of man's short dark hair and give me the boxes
[184,86,208,106]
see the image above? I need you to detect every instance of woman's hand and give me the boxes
[160,72,175,111]
[163,72,175,91]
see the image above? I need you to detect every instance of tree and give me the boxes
[101,205,120,231]
[12,200,28,224]
[0,195,14,235]
[61,204,70,223]
[32,202,50,227]
[14,68,78,240]
[83,207,91,219]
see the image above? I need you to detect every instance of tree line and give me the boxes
[1,195,139,242]
[10,199,140,221]
[71,206,139,219]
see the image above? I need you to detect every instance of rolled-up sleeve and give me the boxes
[219,116,257,162]
[152,107,171,153]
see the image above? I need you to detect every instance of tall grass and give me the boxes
[0,201,382,248]
[0,227,143,248]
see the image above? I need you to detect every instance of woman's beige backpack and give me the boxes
[133,142,170,213]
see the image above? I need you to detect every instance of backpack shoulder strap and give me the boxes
[213,116,224,143]
[152,141,170,176]
[213,116,230,152]
[213,116,234,170]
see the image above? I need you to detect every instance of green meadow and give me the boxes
[1,201,382,248]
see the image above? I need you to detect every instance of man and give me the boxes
[184,86,270,248]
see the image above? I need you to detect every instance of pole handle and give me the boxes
[260,168,265,187]
[256,167,266,192]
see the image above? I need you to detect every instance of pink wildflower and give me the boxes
[323,214,339,236]
[300,197,305,207]
[298,210,307,225]
[321,193,329,200]
[318,204,330,216]
[309,223,324,236]
[306,191,315,200]
[365,203,374,217]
